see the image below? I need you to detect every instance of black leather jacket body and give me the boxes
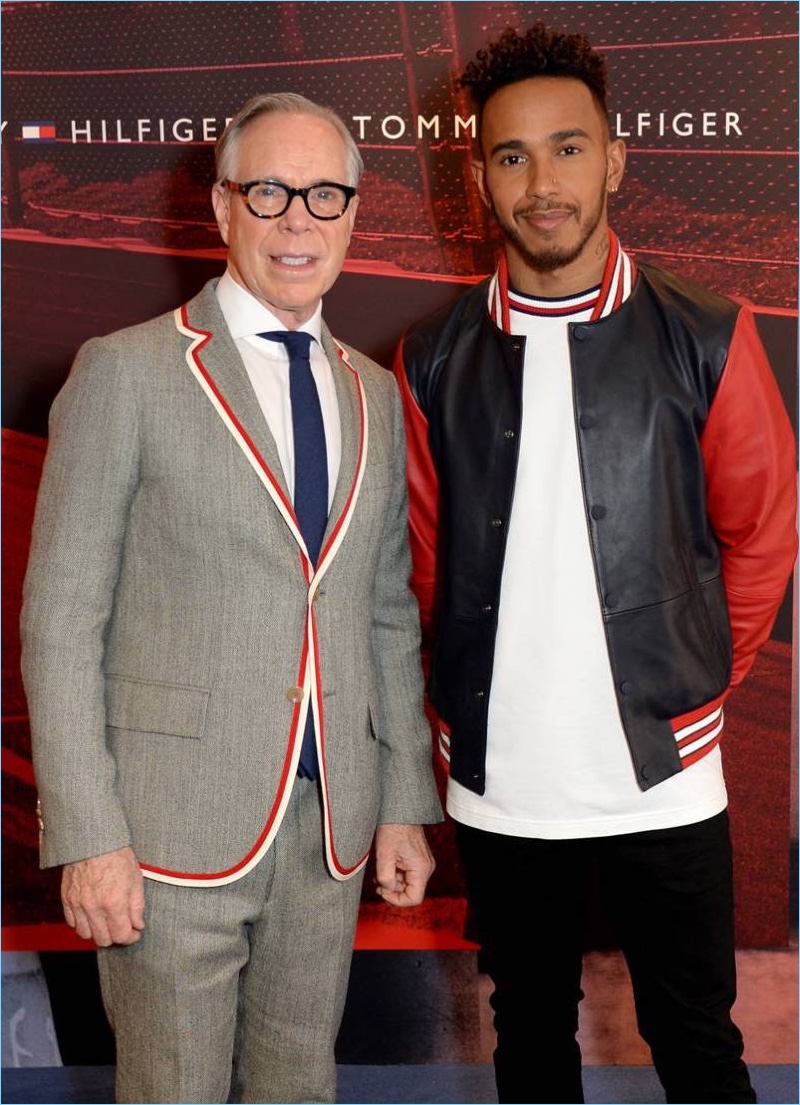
[397,263,796,794]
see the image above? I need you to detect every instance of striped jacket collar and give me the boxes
[174,279,368,579]
[488,229,636,332]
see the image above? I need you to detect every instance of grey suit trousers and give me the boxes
[97,778,365,1104]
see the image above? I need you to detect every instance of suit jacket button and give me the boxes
[590,504,607,520]
[286,685,304,703]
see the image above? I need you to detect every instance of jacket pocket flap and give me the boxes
[105,674,210,739]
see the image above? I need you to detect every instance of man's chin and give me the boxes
[526,249,580,273]
[512,239,585,274]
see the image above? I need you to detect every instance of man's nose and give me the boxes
[525,159,558,198]
[279,193,313,230]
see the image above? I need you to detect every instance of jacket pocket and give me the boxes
[368,702,379,740]
[362,460,393,492]
[678,547,730,686]
[105,674,210,739]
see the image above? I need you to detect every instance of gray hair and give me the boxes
[215,92,363,187]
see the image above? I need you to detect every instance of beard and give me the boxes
[493,191,606,274]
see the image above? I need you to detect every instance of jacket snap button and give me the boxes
[640,764,650,781]
[511,340,522,353]
[620,681,635,695]
[504,429,515,439]
[605,592,617,608]
[491,517,503,528]
[590,505,607,520]
[286,685,304,703]
[475,690,486,700]
[573,325,590,341]
[482,604,493,614]
[579,414,594,430]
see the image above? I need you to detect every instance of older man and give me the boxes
[22,93,441,1104]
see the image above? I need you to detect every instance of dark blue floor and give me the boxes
[1,1063,797,1104]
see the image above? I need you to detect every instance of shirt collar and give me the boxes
[216,269,323,345]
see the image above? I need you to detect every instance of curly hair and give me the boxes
[459,23,609,118]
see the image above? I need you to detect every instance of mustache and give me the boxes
[514,202,578,217]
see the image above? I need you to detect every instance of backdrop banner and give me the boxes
[2,1,797,951]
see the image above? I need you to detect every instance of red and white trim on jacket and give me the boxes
[508,285,600,317]
[140,307,371,888]
[670,692,726,769]
[438,723,451,765]
[488,229,635,330]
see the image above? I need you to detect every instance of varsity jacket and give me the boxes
[394,234,797,795]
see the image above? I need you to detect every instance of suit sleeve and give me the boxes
[370,374,443,825]
[21,337,139,867]
[701,307,797,690]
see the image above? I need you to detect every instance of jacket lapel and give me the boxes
[177,282,367,573]
[180,280,291,504]
[320,323,363,548]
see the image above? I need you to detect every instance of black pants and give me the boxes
[456,811,756,1105]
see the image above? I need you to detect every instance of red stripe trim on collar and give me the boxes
[508,293,600,318]
[179,305,301,536]
[491,230,633,333]
[316,344,368,568]
[591,230,620,322]
[497,252,511,333]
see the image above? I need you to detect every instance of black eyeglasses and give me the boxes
[224,179,357,220]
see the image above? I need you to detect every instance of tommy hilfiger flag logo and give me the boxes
[22,122,57,142]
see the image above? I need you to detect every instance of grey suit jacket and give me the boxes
[21,278,441,885]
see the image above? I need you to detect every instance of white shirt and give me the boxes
[447,289,727,839]
[215,270,341,508]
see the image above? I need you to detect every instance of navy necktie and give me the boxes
[259,329,328,780]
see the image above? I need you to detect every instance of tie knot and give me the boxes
[258,330,313,360]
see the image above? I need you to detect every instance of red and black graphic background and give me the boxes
[2,1,797,952]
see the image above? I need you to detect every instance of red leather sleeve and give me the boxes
[701,307,798,690]
[392,337,440,673]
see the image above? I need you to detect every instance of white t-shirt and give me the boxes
[447,286,727,839]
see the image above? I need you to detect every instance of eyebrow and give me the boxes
[489,128,593,158]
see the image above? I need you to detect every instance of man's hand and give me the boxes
[374,823,435,907]
[61,846,145,947]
